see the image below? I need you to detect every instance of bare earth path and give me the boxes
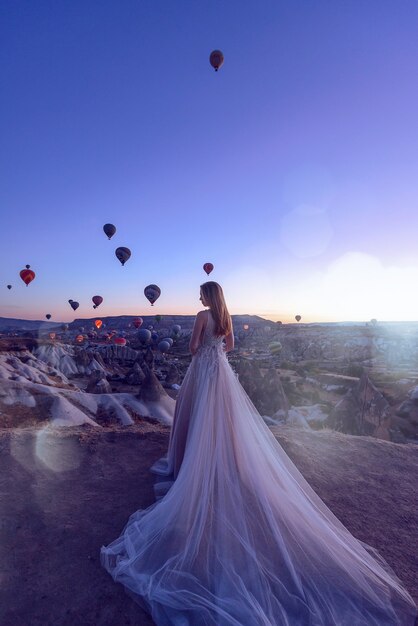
[0,423,416,626]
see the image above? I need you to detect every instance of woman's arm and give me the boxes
[224,331,234,353]
[189,310,207,355]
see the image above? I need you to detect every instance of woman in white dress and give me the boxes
[101,281,417,626]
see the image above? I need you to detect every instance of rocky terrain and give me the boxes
[0,318,417,624]
[1,318,418,443]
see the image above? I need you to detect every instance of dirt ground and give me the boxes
[0,422,416,626]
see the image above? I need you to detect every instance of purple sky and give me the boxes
[1,0,418,322]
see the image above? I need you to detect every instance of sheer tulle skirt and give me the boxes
[101,347,417,625]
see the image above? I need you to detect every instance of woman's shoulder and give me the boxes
[196,309,209,318]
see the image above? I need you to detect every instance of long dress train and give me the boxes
[101,312,417,625]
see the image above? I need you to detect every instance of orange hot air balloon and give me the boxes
[209,50,224,72]
[75,334,84,343]
[20,265,35,286]
[203,262,214,275]
[49,332,56,340]
[95,319,103,329]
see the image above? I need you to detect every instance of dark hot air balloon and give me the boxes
[92,295,103,309]
[158,340,171,353]
[20,265,35,286]
[203,262,214,275]
[137,328,152,344]
[7,285,12,290]
[61,324,69,332]
[144,284,161,306]
[69,300,79,311]
[295,315,302,322]
[45,314,51,320]
[115,247,131,266]
[172,324,181,335]
[209,50,224,72]
[154,314,162,324]
[103,224,116,239]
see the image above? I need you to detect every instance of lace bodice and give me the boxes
[195,311,226,369]
[200,311,224,348]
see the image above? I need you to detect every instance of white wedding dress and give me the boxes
[101,312,417,625]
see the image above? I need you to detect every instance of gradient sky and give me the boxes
[1,0,418,323]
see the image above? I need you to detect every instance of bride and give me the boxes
[101,281,417,625]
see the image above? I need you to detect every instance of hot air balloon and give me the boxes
[69,300,79,311]
[133,317,143,329]
[114,337,127,346]
[164,337,174,347]
[243,324,249,331]
[7,285,12,290]
[95,319,103,329]
[276,321,282,326]
[209,50,224,72]
[137,328,152,344]
[154,314,162,324]
[103,223,116,239]
[92,295,103,309]
[49,332,56,340]
[295,315,302,323]
[151,332,159,343]
[45,314,51,320]
[158,340,171,353]
[61,324,69,332]
[203,262,214,275]
[79,326,85,333]
[172,324,181,335]
[144,284,161,306]
[20,265,35,286]
[115,247,131,266]
[75,334,84,344]
[269,341,282,355]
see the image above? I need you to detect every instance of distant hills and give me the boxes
[0,314,274,333]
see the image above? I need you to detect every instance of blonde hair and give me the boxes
[200,281,232,337]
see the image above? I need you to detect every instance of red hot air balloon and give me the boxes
[92,295,103,309]
[95,319,103,329]
[203,262,214,275]
[20,265,35,286]
[49,332,56,340]
[113,337,127,346]
[133,317,143,329]
[75,334,84,343]
[209,50,224,72]
[103,223,116,239]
